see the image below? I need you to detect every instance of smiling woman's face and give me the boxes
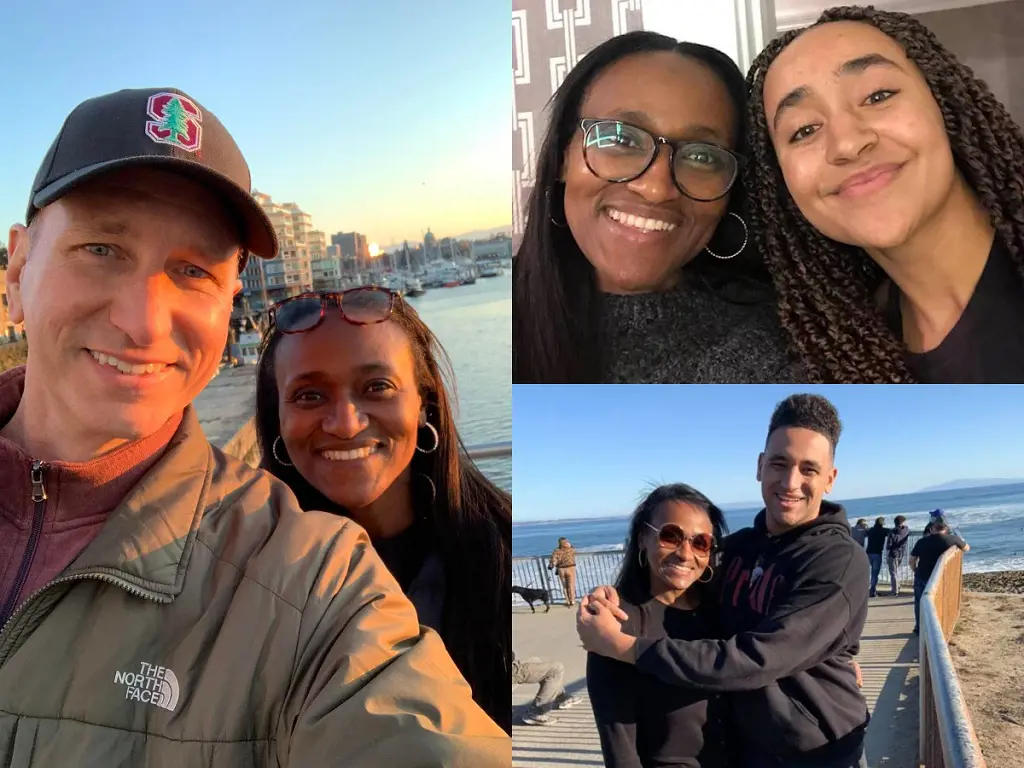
[763,21,956,252]
[561,51,737,294]
[643,500,714,596]
[274,314,424,512]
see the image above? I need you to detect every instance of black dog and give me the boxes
[513,585,551,613]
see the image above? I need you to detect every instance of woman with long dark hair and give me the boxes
[585,484,734,767]
[747,6,1024,382]
[254,287,512,733]
[513,31,801,384]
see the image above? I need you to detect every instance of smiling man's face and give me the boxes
[6,166,242,457]
[757,427,838,534]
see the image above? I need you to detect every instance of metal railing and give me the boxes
[919,547,986,767]
[465,440,511,460]
[513,536,923,606]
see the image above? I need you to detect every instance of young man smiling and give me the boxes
[580,394,871,768]
[0,88,508,766]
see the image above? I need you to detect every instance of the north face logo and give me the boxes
[145,92,202,153]
[114,661,180,711]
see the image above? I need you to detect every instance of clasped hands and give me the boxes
[575,585,639,664]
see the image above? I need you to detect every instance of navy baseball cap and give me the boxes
[27,88,278,262]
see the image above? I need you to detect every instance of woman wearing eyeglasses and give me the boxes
[513,31,801,384]
[585,484,735,768]
[253,287,512,733]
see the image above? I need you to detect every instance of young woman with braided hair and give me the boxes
[747,6,1024,383]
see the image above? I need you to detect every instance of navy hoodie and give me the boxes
[633,501,870,760]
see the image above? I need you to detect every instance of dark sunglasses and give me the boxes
[270,287,398,334]
[644,522,715,555]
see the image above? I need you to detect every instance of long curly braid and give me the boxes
[746,5,1024,383]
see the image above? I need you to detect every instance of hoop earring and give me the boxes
[416,472,437,513]
[416,422,440,454]
[272,436,293,467]
[638,549,648,568]
[546,185,568,228]
[698,564,715,584]
[704,212,748,260]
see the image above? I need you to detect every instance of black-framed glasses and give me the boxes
[270,287,398,334]
[644,522,716,555]
[580,118,745,202]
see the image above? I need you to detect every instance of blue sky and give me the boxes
[513,385,1024,522]
[0,0,509,249]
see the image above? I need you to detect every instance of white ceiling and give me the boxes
[774,0,1018,30]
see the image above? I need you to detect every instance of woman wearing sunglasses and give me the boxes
[513,31,801,383]
[586,484,735,767]
[253,287,512,733]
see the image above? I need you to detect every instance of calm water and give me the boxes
[407,273,511,490]
[513,482,1024,573]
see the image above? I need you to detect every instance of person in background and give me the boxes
[580,394,870,768]
[550,537,578,606]
[886,515,911,595]
[512,651,584,726]
[910,516,969,634]
[586,483,734,768]
[851,519,869,549]
[513,31,800,384]
[865,517,890,597]
[0,87,509,765]
[255,289,512,733]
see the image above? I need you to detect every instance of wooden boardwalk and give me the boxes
[512,595,920,768]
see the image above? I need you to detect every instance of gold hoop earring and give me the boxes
[638,549,648,568]
[698,564,715,584]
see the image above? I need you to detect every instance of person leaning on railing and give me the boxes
[0,87,509,765]
[909,516,969,634]
[254,288,512,734]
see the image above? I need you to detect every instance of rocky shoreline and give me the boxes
[962,570,1024,594]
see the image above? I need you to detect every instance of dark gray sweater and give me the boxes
[601,278,803,383]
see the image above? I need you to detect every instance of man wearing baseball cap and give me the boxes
[0,88,509,765]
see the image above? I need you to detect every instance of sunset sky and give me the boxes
[0,0,510,248]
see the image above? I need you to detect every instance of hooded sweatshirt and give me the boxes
[634,501,870,760]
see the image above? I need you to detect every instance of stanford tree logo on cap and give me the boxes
[145,92,202,153]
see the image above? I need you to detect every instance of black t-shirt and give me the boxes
[587,599,732,768]
[910,533,966,583]
[885,237,1024,383]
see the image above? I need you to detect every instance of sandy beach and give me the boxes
[950,580,1024,767]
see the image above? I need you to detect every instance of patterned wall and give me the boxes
[511,0,646,249]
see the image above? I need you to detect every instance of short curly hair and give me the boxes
[767,394,843,453]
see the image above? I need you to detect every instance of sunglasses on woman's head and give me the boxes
[644,522,715,555]
[271,287,398,334]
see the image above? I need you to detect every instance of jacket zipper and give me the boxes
[0,571,169,666]
[0,461,49,628]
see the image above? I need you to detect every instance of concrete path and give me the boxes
[512,595,920,768]
[192,365,257,449]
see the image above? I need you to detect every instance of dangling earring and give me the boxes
[272,436,293,467]
[698,564,715,584]
[416,422,439,454]
[416,472,437,518]
[546,184,568,228]
[704,212,748,260]
[638,549,648,568]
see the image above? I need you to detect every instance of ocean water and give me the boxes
[407,273,511,490]
[513,482,1024,574]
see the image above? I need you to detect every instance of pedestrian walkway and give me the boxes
[512,595,920,768]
